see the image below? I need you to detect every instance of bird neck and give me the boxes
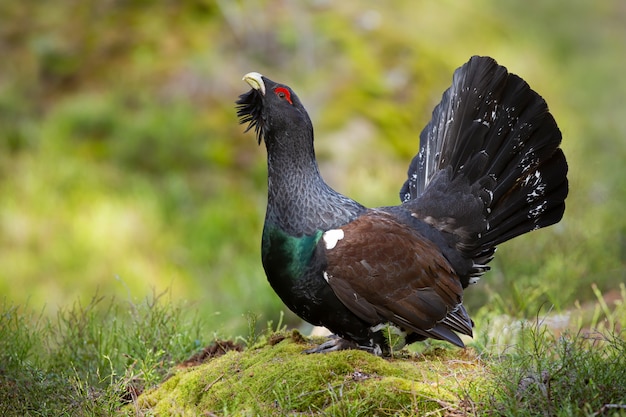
[265,128,322,192]
[264,129,325,233]
[263,128,364,236]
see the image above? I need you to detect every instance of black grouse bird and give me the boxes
[236,56,568,355]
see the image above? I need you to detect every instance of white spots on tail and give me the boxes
[474,118,491,128]
[323,271,330,283]
[522,170,548,221]
[528,186,546,200]
[529,201,548,219]
[474,100,499,128]
[520,151,539,174]
[485,189,494,204]
[491,104,498,121]
[323,229,344,250]
[523,170,542,188]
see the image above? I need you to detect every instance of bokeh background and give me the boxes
[1,0,624,337]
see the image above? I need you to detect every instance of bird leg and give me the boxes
[304,335,382,356]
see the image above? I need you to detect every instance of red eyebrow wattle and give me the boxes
[274,87,292,104]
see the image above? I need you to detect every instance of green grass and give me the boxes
[0,291,205,416]
[485,327,626,416]
[473,284,626,416]
[1,288,624,416]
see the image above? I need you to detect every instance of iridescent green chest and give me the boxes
[261,225,323,284]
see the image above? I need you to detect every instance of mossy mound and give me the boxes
[131,331,487,416]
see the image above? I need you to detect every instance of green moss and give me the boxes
[134,333,487,416]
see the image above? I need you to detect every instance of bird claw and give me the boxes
[304,335,382,356]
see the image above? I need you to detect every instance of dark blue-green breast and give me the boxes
[261,224,323,284]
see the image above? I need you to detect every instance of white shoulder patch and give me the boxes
[322,229,344,250]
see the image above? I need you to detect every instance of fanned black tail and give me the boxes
[401,56,568,287]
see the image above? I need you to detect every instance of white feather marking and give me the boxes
[323,271,330,283]
[475,118,490,128]
[370,322,406,337]
[370,323,386,332]
[323,229,344,250]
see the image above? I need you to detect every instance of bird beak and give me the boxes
[242,72,265,96]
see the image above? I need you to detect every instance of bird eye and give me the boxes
[274,87,293,104]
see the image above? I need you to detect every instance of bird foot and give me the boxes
[304,335,382,356]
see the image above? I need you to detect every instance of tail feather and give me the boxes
[400,56,568,287]
[483,149,568,248]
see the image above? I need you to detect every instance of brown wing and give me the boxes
[322,209,470,345]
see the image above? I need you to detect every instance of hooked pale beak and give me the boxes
[242,72,265,95]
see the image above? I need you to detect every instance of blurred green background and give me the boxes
[1,0,624,337]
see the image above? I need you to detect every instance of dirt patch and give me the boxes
[179,340,243,368]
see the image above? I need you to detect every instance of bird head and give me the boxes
[236,72,312,145]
